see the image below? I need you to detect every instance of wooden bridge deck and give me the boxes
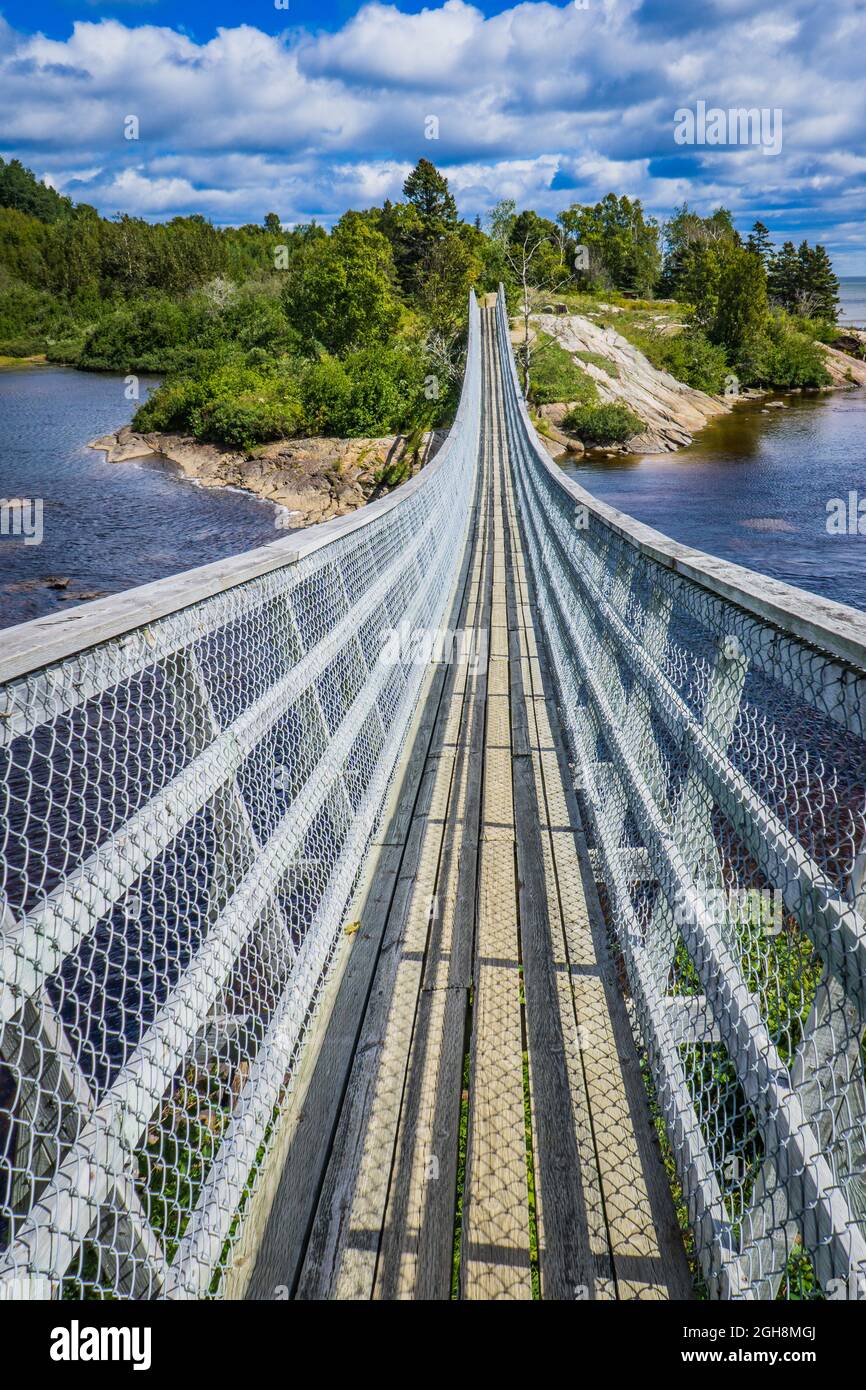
[243,308,693,1301]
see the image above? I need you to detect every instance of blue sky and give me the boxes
[1,0,865,271]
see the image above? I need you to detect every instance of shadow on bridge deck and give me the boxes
[241,309,694,1302]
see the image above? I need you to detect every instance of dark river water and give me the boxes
[1,361,865,637]
[0,366,280,630]
[562,385,866,614]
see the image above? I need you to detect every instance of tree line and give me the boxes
[0,156,845,449]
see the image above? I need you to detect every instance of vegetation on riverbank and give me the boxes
[0,155,854,455]
[562,401,644,445]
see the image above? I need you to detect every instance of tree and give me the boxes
[746,221,773,267]
[281,214,401,353]
[0,157,72,223]
[415,228,482,338]
[559,194,660,296]
[402,159,458,228]
[796,242,839,321]
[487,199,516,246]
[503,232,570,394]
[767,240,800,312]
[509,209,565,285]
[712,243,770,366]
[659,204,738,297]
[264,212,282,235]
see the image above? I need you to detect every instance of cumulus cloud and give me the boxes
[0,1,863,267]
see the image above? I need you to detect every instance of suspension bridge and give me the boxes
[0,290,865,1301]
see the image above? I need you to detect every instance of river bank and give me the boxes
[527,310,866,456]
[89,425,447,528]
[563,382,866,613]
[0,367,282,629]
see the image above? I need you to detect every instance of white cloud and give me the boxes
[0,2,863,265]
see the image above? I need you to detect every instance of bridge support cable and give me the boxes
[0,297,482,1300]
[494,285,866,1300]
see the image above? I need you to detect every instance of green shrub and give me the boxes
[742,317,832,389]
[0,335,46,357]
[300,344,428,437]
[133,340,430,450]
[653,328,729,394]
[529,335,598,405]
[615,317,729,394]
[788,315,838,345]
[45,338,84,364]
[300,354,353,434]
[562,402,644,445]
[191,394,302,451]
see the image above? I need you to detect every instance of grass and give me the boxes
[575,350,620,378]
[450,1042,471,1298]
[522,1048,541,1298]
[529,333,598,407]
[641,1054,707,1298]
[0,352,46,367]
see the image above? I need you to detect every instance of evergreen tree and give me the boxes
[0,157,71,223]
[767,240,800,311]
[796,241,839,321]
[746,221,773,266]
[402,159,458,228]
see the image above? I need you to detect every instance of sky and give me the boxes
[1,0,865,271]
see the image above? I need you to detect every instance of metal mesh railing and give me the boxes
[496,286,866,1300]
[0,294,481,1300]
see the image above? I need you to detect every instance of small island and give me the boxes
[2,156,865,527]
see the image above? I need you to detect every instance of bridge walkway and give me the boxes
[244,308,693,1301]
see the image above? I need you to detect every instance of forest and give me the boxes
[0,155,843,451]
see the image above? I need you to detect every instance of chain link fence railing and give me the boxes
[496,286,866,1300]
[0,295,481,1300]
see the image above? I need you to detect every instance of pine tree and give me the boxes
[767,240,799,311]
[746,221,773,266]
[402,159,458,228]
[796,242,839,321]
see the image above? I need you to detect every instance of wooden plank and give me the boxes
[373,461,494,1297]
[373,984,468,1299]
[461,836,531,1300]
[242,562,472,1299]
[238,844,402,1300]
[501,468,616,1302]
[517,555,695,1301]
[461,320,533,1299]
[292,455,489,1301]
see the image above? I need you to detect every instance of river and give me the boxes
[2,339,865,637]
[562,383,866,614]
[0,366,280,631]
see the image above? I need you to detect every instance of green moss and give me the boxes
[450,1044,471,1298]
[522,1047,541,1299]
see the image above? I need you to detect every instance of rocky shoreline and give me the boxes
[528,313,866,457]
[91,322,866,517]
[90,426,447,528]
